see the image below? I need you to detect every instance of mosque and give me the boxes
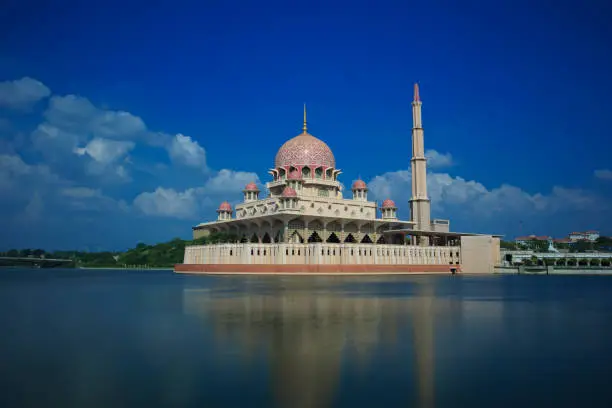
[177,85,501,274]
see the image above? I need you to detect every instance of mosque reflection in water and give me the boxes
[182,277,463,408]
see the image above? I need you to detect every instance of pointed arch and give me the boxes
[250,233,259,243]
[240,235,248,243]
[327,232,341,243]
[262,232,272,243]
[361,234,373,244]
[289,230,304,243]
[377,235,387,244]
[344,233,356,243]
[308,231,323,243]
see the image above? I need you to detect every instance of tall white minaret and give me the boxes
[409,83,431,238]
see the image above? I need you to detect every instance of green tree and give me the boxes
[571,240,594,253]
[501,241,517,250]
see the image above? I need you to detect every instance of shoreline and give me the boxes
[77,266,174,270]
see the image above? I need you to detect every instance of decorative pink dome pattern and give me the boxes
[287,169,302,179]
[281,186,297,198]
[275,132,335,169]
[351,180,367,190]
[217,201,232,212]
[381,199,396,208]
[244,182,259,191]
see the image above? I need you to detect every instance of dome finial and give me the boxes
[302,103,307,133]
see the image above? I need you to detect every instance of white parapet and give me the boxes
[183,243,461,266]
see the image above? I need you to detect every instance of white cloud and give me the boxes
[74,138,135,164]
[168,133,207,168]
[204,169,260,193]
[594,169,612,180]
[368,168,602,220]
[425,149,453,168]
[0,77,51,109]
[132,169,258,219]
[44,95,146,139]
[57,186,127,213]
[133,187,203,219]
[0,153,62,191]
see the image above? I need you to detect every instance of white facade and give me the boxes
[184,243,460,266]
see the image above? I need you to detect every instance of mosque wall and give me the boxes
[183,243,460,266]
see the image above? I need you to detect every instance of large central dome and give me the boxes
[274,131,336,169]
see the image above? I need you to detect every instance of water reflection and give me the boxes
[3,271,612,408]
[183,277,460,408]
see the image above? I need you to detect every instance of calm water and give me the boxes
[0,269,611,408]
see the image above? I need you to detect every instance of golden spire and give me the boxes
[302,104,308,133]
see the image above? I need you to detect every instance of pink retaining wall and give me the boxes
[174,264,460,274]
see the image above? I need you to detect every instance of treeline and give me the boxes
[0,232,238,268]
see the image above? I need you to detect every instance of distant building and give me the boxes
[515,235,552,249]
[515,235,551,245]
[569,231,600,242]
[553,238,571,245]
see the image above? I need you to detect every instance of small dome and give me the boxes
[381,199,396,209]
[244,182,259,191]
[287,170,302,180]
[281,186,297,198]
[217,201,232,212]
[352,179,367,190]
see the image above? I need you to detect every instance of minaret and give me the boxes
[409,83,431,240]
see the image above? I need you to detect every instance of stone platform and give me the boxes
[174,263,459,275]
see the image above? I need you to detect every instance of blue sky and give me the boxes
[1,0,611,250]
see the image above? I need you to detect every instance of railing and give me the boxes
[184,243,461,266]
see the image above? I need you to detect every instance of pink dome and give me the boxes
[244,182,259,191]
[352,179,367,190]
[275,132,335,169]
[217,201,232,212]
[381,199,396,209]
[287,169,302,179]
[281,186,297,198]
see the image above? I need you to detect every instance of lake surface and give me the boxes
[1,269,611,408]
